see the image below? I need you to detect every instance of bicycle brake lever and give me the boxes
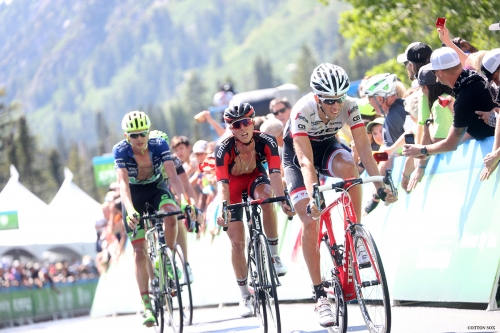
[384,170,398,198]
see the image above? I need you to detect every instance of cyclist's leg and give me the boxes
[321,143,362,221]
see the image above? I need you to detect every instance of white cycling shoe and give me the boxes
[239,295,254,318]
[272,255,288,276]
[315,296,335,327]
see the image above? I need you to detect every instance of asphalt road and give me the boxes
[2,302,499,333]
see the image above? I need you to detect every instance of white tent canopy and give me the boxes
[45,168,102,245]
[0,165,49,250]
[0,166,100,262]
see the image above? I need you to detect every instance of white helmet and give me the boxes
[310,63,350,96]
[363,73,397,97]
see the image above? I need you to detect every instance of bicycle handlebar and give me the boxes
[222,189,293,231]
[131,210,183,238]
[313,170,398,208]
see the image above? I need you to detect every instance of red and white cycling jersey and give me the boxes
[284,93,364,147]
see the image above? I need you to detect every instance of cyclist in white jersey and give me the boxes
[282,63,398,328]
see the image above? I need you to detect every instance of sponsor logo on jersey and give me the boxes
[352,115,361,122]
[259,133,277,148]
[216,139,230,159]
[295,112,301,120]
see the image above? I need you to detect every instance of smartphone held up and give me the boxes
[436,17,446,28]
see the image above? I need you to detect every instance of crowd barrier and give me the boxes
[0,279,98,326]
[91,137,500,318]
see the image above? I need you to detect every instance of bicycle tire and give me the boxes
[163,247,184,333]
[248,237,267,329]
[319,237,347,333]
[174,243,193,326]
[256,234,281,333]
[351,225,391,333]
[151,291,165,333]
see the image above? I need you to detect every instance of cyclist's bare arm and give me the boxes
[163,160,188,204]
[116,168,137,225]
[293,135,317,201]
[351,126,384,190]
[216,182,231,225]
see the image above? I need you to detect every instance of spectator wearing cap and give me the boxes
[490,21,500,31]
[403,47,496,160]
[269,98,292,127]
[352,118,384,174]
[478,49,500,181]
[397,42,433,149]
[437,24,469,66]
[475,49,500,127]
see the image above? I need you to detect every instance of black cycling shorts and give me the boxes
[122,178,178,243]
[283,137,348,205]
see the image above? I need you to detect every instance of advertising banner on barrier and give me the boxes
[0,280,98,324]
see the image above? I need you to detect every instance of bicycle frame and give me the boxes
[317,189,381,302]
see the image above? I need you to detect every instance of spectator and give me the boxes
[260,118,284,149]
[352,117,384,174]
[253,116,267,131]
[403,47,496,159]
[452,37,478,54]
[171,135,198,177]
[194,110,226,137]
[269,98,292,127]
[464,50,488,72]
[213,82,236,107]
[363,73,414,213]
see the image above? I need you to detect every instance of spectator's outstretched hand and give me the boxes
[475,110,494,125]
[402,144,427,159]
[407,166,425,191]
[401,174,411,193]
[480,152,500,181]
[437,26,450,43]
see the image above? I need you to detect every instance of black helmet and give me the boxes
[223,102,255,123]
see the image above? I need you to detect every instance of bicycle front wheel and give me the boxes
[163,247,183,333]
[319,237,347,333]
[174,243,193,326]
[256,234,281,333]
[352,225,391,333]
[151,289,165,333]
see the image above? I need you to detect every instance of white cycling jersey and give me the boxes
[284,93,364,147]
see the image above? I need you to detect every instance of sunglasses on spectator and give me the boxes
[128,131,148,139]
[271,107,287,116]
[319,95,347,105]
[230,118,254,129]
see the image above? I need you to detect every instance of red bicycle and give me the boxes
[313,171,396,333]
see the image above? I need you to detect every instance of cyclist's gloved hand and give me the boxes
[280,201,295,217]
[377,188,387,201]
[126,209,140,229]
[378,187,398,204]
[306,200,321,220]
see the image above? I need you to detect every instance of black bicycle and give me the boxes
[222,190,293,333]
[133,204,191,333]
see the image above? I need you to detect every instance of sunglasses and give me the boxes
[319,94,347,105]
[271,107,287,116]
[230,118,254,129]
[128,131,148,139]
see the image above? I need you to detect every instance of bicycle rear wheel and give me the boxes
[319,237,347,333]
[174,243,193,326]
[351,225,391,333]
[163,247,184,333]
[256,234,281,333]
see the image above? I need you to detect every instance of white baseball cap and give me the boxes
[396,42,421,63]
[481,48,500,85]
[192,140,208,154]
[421,47,460,71]
[489,22,500,31]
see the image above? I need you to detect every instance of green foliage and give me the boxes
[292,45,318,94]
[254,55,275,89]
[339,0,499,77]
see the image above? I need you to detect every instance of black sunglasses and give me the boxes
[128,131,148,139]
[230,118,253,129]
[319,95,347,105]
[271,107,287,116]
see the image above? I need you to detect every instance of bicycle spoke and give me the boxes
[352,225,391,333]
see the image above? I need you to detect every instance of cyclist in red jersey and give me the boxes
[283,63,398,328]
[214,102,294,318]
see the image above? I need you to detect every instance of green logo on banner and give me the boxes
[92,155,116,188]
[0,211,19,230]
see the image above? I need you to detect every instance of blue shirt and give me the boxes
[113,137,173,184]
